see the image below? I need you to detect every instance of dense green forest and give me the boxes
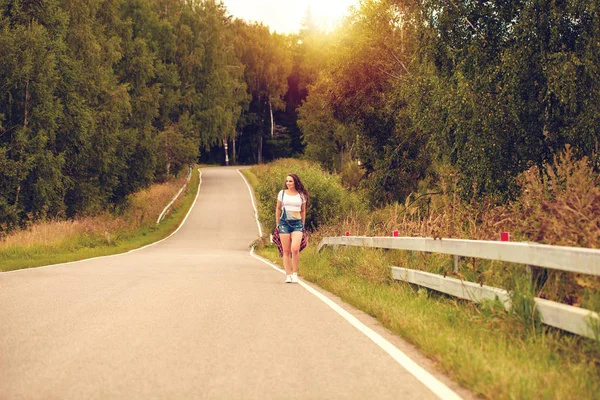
[298,0,600,204]
[1,0,599,231]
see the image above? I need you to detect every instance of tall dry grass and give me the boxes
[0,176,188,250]
[506,147,600,306]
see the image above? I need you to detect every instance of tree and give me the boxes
[298,78,358,172]
[0,0,68,227]
[233,21,292,164]
[298,0,429,203]
[414,0,600,198]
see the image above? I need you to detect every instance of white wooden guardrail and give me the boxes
[156,166,194,225]
[317,236,600,340]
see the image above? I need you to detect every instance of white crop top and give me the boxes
[278,190,306,212]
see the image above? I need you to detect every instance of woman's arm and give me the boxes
[276,200,282,226]
[301,202,306,226]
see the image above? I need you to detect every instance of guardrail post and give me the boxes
[454,255,461,273]
[527,265,548,292]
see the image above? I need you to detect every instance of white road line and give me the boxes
[241,169,463,400]
[2,170,203,274]
[237,169,263,237]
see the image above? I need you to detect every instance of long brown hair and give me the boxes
[284,173,310,207]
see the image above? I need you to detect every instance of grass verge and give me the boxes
[245,157,600,400]
[0,169,200,272]
[255,243,600,399]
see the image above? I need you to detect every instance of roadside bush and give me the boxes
[340,161,365,190]
[504,146,600,304]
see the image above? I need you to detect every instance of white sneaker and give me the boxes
[285,275,292,283]
[291,273,298,283]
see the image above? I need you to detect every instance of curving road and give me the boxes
[0,167,472,399]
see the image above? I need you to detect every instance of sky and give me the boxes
[220,0,360,34]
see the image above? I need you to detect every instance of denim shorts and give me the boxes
[279,217,303,234]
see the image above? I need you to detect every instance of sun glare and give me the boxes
[308,0,359,32]
[222,0,359,34]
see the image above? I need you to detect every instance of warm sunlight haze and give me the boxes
[221,0,359,34]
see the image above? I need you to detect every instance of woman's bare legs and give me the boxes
[280,233,292,275]
[290,231,303,273]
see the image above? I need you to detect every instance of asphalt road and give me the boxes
[0,167,473,400]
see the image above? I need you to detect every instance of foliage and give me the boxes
[412,0,600,198]
[340,160,365,190]
[511,146,600,249]
[295,0,600,206]
[231,21,292,164]
[298,79,359,172]
[505,146,600,304]
[2,0,599,239]
[296,0,433,204]
[0,0,251,231]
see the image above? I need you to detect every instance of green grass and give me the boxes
[241,167,258,188]
[256,242,600,400]
[0,169,200,272]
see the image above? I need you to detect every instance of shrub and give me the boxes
[505,146,600,304]
[340,161,365,190]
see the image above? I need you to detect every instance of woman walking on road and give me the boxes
[276,174,309,283]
